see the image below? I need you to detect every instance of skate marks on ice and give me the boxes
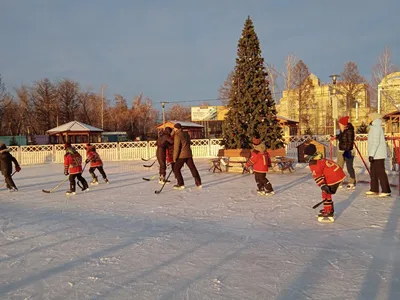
[356,197,400,300]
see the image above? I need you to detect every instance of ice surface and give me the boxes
[0,158,400,299]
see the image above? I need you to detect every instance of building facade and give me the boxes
[277,74,371,135]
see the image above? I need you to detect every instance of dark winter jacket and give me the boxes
[337,123,355,151]
[0,149,20,175]
[156,132,174,162]
[173,129,192,162]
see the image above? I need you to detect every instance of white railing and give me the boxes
[7,135,400,165]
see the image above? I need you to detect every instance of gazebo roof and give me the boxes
[47,121,103,134]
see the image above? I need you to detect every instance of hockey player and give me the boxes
[304,143,346,222]
[0,143,21,191]
[64,143,89,195]
[85,143,109,185]
[245,137,274,195]
[156,127,174,184]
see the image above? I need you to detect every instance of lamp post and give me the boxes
[100,84,107,129]
[355,99,361,121]
[161,101,168,128]
[329,74,340,135]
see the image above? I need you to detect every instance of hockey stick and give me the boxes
[312,200,324,209]
[143,159,157,168]
[142,156,156,162]
[0,171,17,189]
[42,176,69,193]
[155,168,174,194]
[353,142,370,175]
[143,174,158,181]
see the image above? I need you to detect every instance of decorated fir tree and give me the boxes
[222,16,284,149]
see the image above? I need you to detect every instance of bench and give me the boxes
[209,149,250,173]
[271,156,295,173]
[209,148,295,173]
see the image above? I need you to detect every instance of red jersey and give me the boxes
[86,149,103,167]
[166,148,173,163]
[64,151,83,174]
[246,150,269,173]
[309,158,345,187]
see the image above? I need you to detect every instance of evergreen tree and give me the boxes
[222,16,284,149]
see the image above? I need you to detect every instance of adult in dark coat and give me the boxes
[172,123,201,189]
[0,143,21,191]
[336,116,356,189]
[156,127,174,183]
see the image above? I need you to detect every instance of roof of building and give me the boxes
[47,121,103,133]
[156,120,204,128]
[277,116,299,123]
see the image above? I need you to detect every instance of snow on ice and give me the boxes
[0,158,400,299]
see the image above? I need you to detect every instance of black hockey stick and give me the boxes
[143,174,158,181]
[142,155,156,162]
[312,200,324,209]
[155,169,174,194]
[0,171,17,189]
[42,176,69,193]
[143,159,157,168]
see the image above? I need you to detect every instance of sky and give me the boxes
[1,0,399,111]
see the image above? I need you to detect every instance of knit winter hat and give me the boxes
[304,144,317,156]
[164,127,173,135]
[252,137,262,145]
[0,143,6,150]
[174,123,182,129]
[339,116,349,126]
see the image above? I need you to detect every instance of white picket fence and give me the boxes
[7,135,400,166]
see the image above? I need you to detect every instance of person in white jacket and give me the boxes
[366,113,391,197]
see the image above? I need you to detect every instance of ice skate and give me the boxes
[8,187,18,192]
[104,178,109,184]
[378,192,391,198]
[365,191,379,196]
[90,179,99,185]
[159,175,170,184]
[173,184,185,190]
[65,190,76,195]
[317,200,335,223]
[346,183,355,190]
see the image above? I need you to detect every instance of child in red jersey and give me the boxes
[245,137,274,195]
[64,143,89,195]
[85,144,109,185]
[304,143,346,219]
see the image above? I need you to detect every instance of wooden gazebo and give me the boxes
[156,120,204,139]
[47,121,103,144]
[383,111,400,134]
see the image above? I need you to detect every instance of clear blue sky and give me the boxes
[1,0,399,110]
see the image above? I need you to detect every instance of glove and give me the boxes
[85,159,90,164]
[16,166,21,172]
[321,184,331,194]
[64,170,69,176]
[369,156,374,163]
[343,150,352,159]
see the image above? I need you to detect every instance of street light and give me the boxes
[100,84,107,129]
[329,74,340,134]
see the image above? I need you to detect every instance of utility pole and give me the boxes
[161,101,168,128]
[100,84,107,129]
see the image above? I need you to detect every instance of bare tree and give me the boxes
[165,104,191,121]
[14,85,33,135]
[131,94,158,139]
[283,53,297,90]
[218,70,234,106]
[370,46,398,107]
[31,78,58,134]
[265,64,279,96]
[0,75,14,135]
[57,79,79,124]
[292,60,314,134]
[338,61,367,118]
[76,90,101,126]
